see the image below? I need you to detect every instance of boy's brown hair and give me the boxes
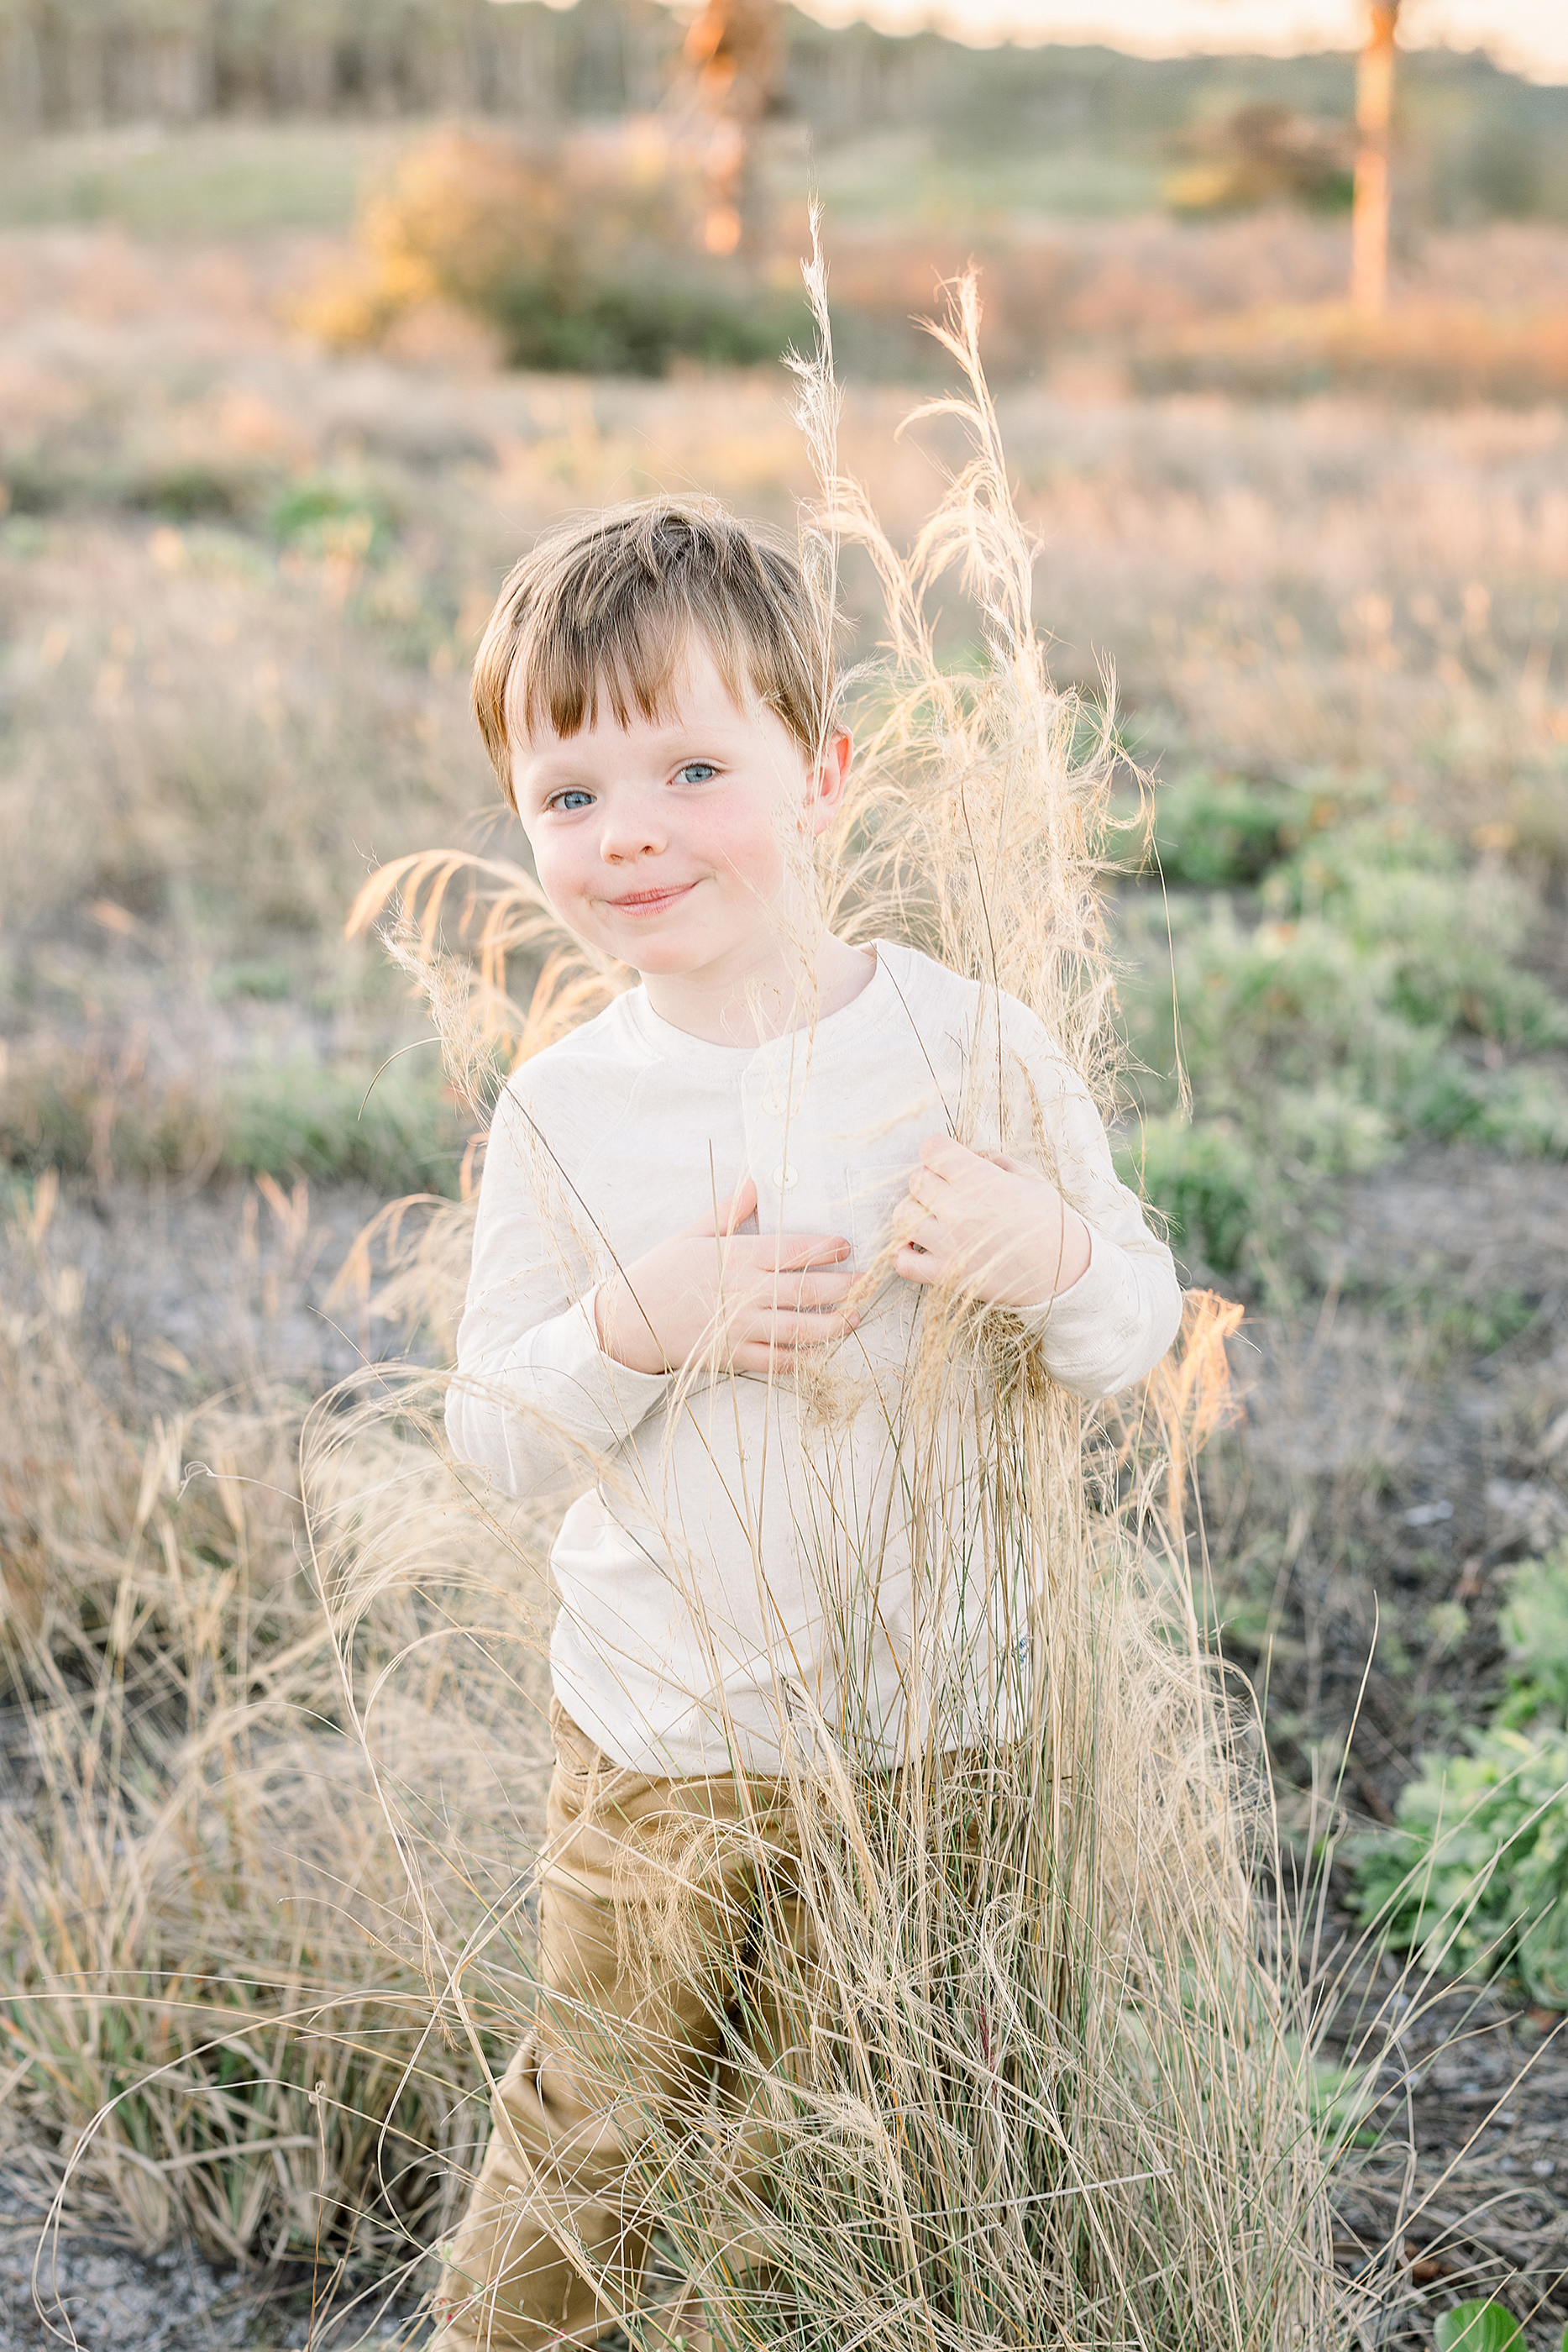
[472,497,832,808]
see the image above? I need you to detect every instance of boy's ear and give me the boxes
[803,729,853,837]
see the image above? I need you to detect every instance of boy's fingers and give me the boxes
[920,1135,973,1177]
[741,1231,852,1270]
[728,1284,866,1369]
[768,1270,857,1309]
[684,1177,758,1239]
[894,1244,942,1284]
[761,1309,857,1347]
[732,1341,810,1375]
[891,1194,939,1247]
[726,1176,759,1234]
[893,1176,945,1232]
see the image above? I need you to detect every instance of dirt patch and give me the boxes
[1190,1139,1568,2342]
[0,2206,417,2349]
[1323,1959,1568,2349]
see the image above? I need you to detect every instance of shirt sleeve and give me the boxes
[445,1075,671,1496]
[998,1002,1184,1399]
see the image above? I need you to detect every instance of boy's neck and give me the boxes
[639,930,875,1047]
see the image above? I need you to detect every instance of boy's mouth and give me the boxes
[607,883,697,916]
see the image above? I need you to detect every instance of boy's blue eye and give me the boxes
[674,762,717,785]
[550,790,595,812]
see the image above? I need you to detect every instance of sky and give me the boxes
[792,0,1568,82]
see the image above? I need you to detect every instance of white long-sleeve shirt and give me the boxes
[447,939,1182,1777]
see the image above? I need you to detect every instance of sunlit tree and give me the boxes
[679,0,781,254]
[1351,0,1399,312]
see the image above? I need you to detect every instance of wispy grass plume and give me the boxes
[309,249,1340,2351]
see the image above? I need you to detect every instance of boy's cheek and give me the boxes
[527,834,585,907]
[684,800,786,887]
[525,849,594,941]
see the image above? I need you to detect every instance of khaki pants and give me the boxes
[430,1700,817,2351]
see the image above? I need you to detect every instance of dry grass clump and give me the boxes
[1135,298,1568,405]
[0,521,469,952]
[3,181,1562,2330]
[328,264,1340,2349]
[561,1506,1330,2352]
[0,1184,551,2283]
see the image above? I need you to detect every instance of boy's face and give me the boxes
[511,635,850,987]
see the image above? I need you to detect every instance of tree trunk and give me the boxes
[680,0,781,255]
[1351,1,1399,314]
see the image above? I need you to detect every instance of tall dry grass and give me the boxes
[326,262,1342,2348]
[3,183,1565,2341]
[0,1176,553,2314]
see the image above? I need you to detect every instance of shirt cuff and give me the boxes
[506,1287,673,1445]
[1018,1224,1146,1391]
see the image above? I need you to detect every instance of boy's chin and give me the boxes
[591,908,777,980]
[627,937,720,978]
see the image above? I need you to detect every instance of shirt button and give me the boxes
[761,1089,788,1115]
[772,1163,799,1189]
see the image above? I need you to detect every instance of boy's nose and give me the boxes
[599,800,669,861]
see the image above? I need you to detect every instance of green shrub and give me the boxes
[1353,1724,1568,2005]
[212,960,296,1003]
[1118,1113,1260,1274]
[1352,1543,1568,2008]
[226,1053,463,1193]
[483,268,800,378]
[1270,1081,1397,1177]
[1263,810,1459,908]
[123,460,258,522]
[1265,821,1568,1048]
[299,128,807,380]
[0,1043,465,1195]
[270,476,394,559]
[1498,1544,1568,1727]
[1149,772,1313,888]
[1459,1065,1568,1158]
[1118,804,1568,1289]
[1128,900,1455,1132]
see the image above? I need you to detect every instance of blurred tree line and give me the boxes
[1,0,1564,228]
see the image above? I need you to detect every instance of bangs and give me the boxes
[471,500,831,807]
[511,587,753,746]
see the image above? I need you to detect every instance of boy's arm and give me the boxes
[448,1091,860,1495]
[893,1022,1183,1399]
[446,1085,672,1499]
[1014,1068,1183,1397]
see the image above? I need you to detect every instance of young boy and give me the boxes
[433,499,1182,2349]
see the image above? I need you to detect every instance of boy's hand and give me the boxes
[891,1137,1091,1310]
[594,1179,858,1377]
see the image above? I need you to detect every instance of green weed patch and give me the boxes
[1352,1541,1568,2008]
[226,1052,463,1191]
[0,1043,465,1195]
[270,476,396,560]
[1119,790,1568,1286]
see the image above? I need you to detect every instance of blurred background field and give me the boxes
[3,1,1568,2344]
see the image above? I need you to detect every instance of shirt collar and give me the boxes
[617,940,910,1077]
